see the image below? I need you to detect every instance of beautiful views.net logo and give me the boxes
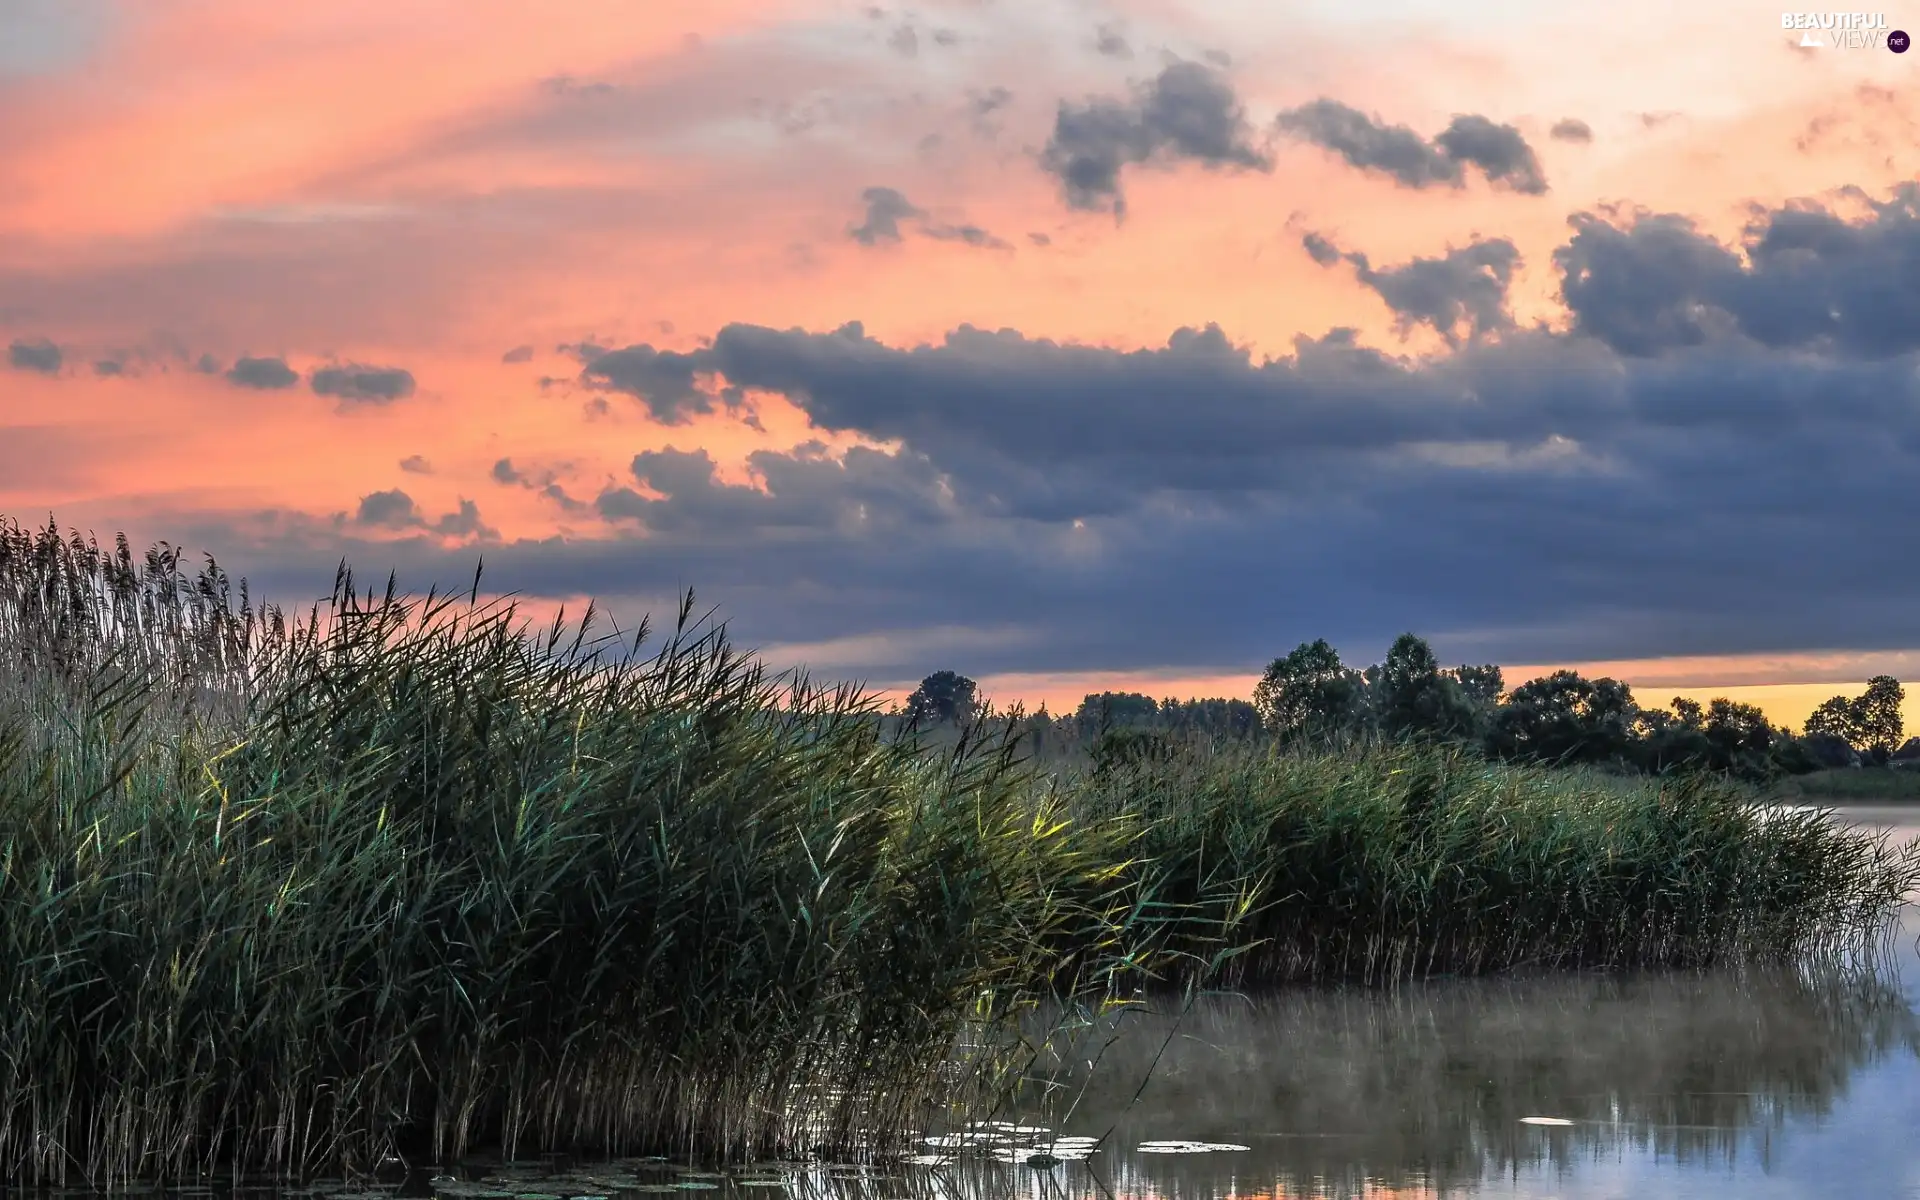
[1781,11,1910,50]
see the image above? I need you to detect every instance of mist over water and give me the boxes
[970,807,1920,1198]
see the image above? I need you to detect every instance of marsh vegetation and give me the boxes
[0,515,1913,1187]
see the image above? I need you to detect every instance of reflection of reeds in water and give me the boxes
[1014,960,1920,1197]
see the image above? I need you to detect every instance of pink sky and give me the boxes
[4,0,1919,720]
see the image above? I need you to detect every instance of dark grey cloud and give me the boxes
[596,443,952,536]
[433,499,493,538]
[1304,233,1522,346]
[92,358,125,377]
[849,186,921,245]
[848,186,1011,251]
[1433,115,1548,193]
[135,187,1920,686]
[1550,118,1594,143]
[1556,183,1920,357]
[1041,61,1272,215]
[489,457,580,512]
[7,337,62,374]
[193,353,221,374]
[1276,99,1548,194]
[501,344,534,363]
[310,363,417,403]
[225,355,299,389]
[1301,231,1343,267]
[353,489,496,538]
[579,343,719,423]
[399,455,433,474]
[887,25,917,56]
[1276,100,1454,188]
[356,489,422,529]
[932,28,959,47]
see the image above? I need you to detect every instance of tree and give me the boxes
[1073,691,1161,738]
[1804,695,1856,743]
[1449,663,1505,710]
[1671,697,1705,729]
[903,670,979,726]
[1254,639,1371,742]
[1160,697,1262,739]
[1702,698,1775,759]
[1375,633,1480,742]
[1856,675,1905,763]
[1804,676,1905,764]
[1632,702,1713,774]
[1485,670,1638,765]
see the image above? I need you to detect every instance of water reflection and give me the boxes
[1002,955,1918,1196]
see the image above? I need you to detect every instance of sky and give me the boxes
[4,0,1920,727]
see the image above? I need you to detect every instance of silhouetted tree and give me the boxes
[903,670,979,726]
[1449,663,1505,709]
[1073,691,1161,738]
[1486,670,1638,766]
[1255,639,1371,742]
[1856,676,1905,763]
[1375,633,1481,742]
[1633,703,1715,774]
[1703,698,1775,758]
[1804,676,1905,764]
[1161,697,1262,739]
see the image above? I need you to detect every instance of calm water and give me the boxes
[976,805,1920,1199]
[36,809,1920,1199]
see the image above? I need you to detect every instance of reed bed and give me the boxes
[0,520,1160,1185]
[1079,742,1919,985]
[0,516,1912,1186]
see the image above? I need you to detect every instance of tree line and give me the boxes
[895,636,1912,780]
